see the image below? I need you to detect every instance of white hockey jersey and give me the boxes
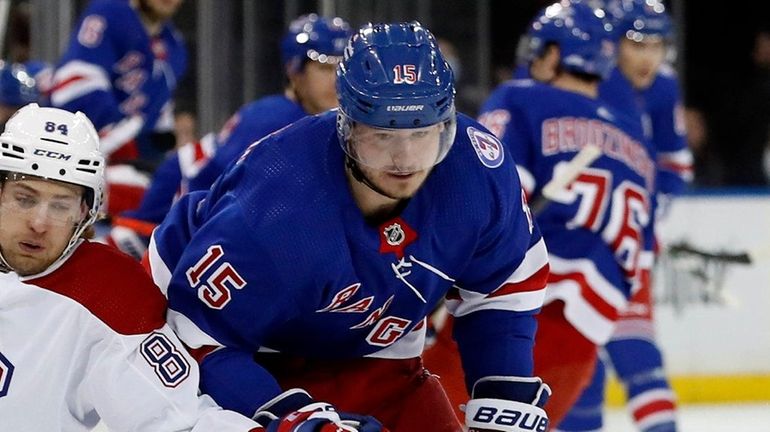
[0,242,259,432]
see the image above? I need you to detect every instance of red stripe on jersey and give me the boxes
[188,345,218,364]
[50,75,86,94]
[549,271,619,321]
[658,159,693,175]
[193,140,207,163]
[489,264,549,298]
[633,399,676,422]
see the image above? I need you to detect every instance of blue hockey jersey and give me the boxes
[479,79,654,345]
[147,111,549,415]
[186,95,308,192]
[600,66,692,196]
[50,0,187,160]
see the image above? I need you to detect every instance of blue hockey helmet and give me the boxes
[281,14,352,74]
[0,61,40,107]
[336,22,457,172]
[606,0,673,42]
[522,0,616,80]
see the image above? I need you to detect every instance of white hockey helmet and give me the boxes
[0,104,105,261]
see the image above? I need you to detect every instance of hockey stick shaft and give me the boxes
[531,144,602,215]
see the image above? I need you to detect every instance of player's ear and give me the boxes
[544,45,561,69]
[79,198,89,220]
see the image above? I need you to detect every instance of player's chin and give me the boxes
[6,255,46,276]
[379,172,428,198]
[634,74,656,90]
[150,4,179,20]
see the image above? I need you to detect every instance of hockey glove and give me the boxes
[253,388,387,432]
[465,376,551,432]
[107,225,149,261]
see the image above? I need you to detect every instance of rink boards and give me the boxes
[608,190,770,404]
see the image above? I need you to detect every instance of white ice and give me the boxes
[92,402,770,431]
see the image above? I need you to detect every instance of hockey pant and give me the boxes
[254,354,462,432]
[421,315,470,421]
[533,301,599,427]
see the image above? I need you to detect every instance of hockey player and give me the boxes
[109,13,351,259]
[50,0,187,165]
[48,0,187,223]
[475,0,655,424]
[0,103,378,432]
[146,21,551,432]
[0,104,266,431]
[601,0,691,198]
[557,1,691,431]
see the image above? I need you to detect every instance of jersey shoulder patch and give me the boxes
[29,241,167,335]
[467,126,504,168]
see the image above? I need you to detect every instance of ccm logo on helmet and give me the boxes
[386,105,425,112]
[33,149,71,161]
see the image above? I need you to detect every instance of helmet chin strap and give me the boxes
[345,156,402,201]
[0,250,13,273]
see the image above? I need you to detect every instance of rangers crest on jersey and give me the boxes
[467,126,504,168]
[0,351,14,398]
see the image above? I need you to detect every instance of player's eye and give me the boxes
[14,194,37,209]
[50,201,75,214]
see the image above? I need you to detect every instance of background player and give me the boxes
[476,0,654,424]
[108,13,351,259]
[49,0,187,221]
[146,21,551,432]
[50,0,187,165]
[0,61,43,129]
[0,104,262,431]
[557,1,692,431]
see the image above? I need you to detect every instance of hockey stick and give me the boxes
[667,241,752,265]
[530,144,602,215]
[661,240,753,309]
